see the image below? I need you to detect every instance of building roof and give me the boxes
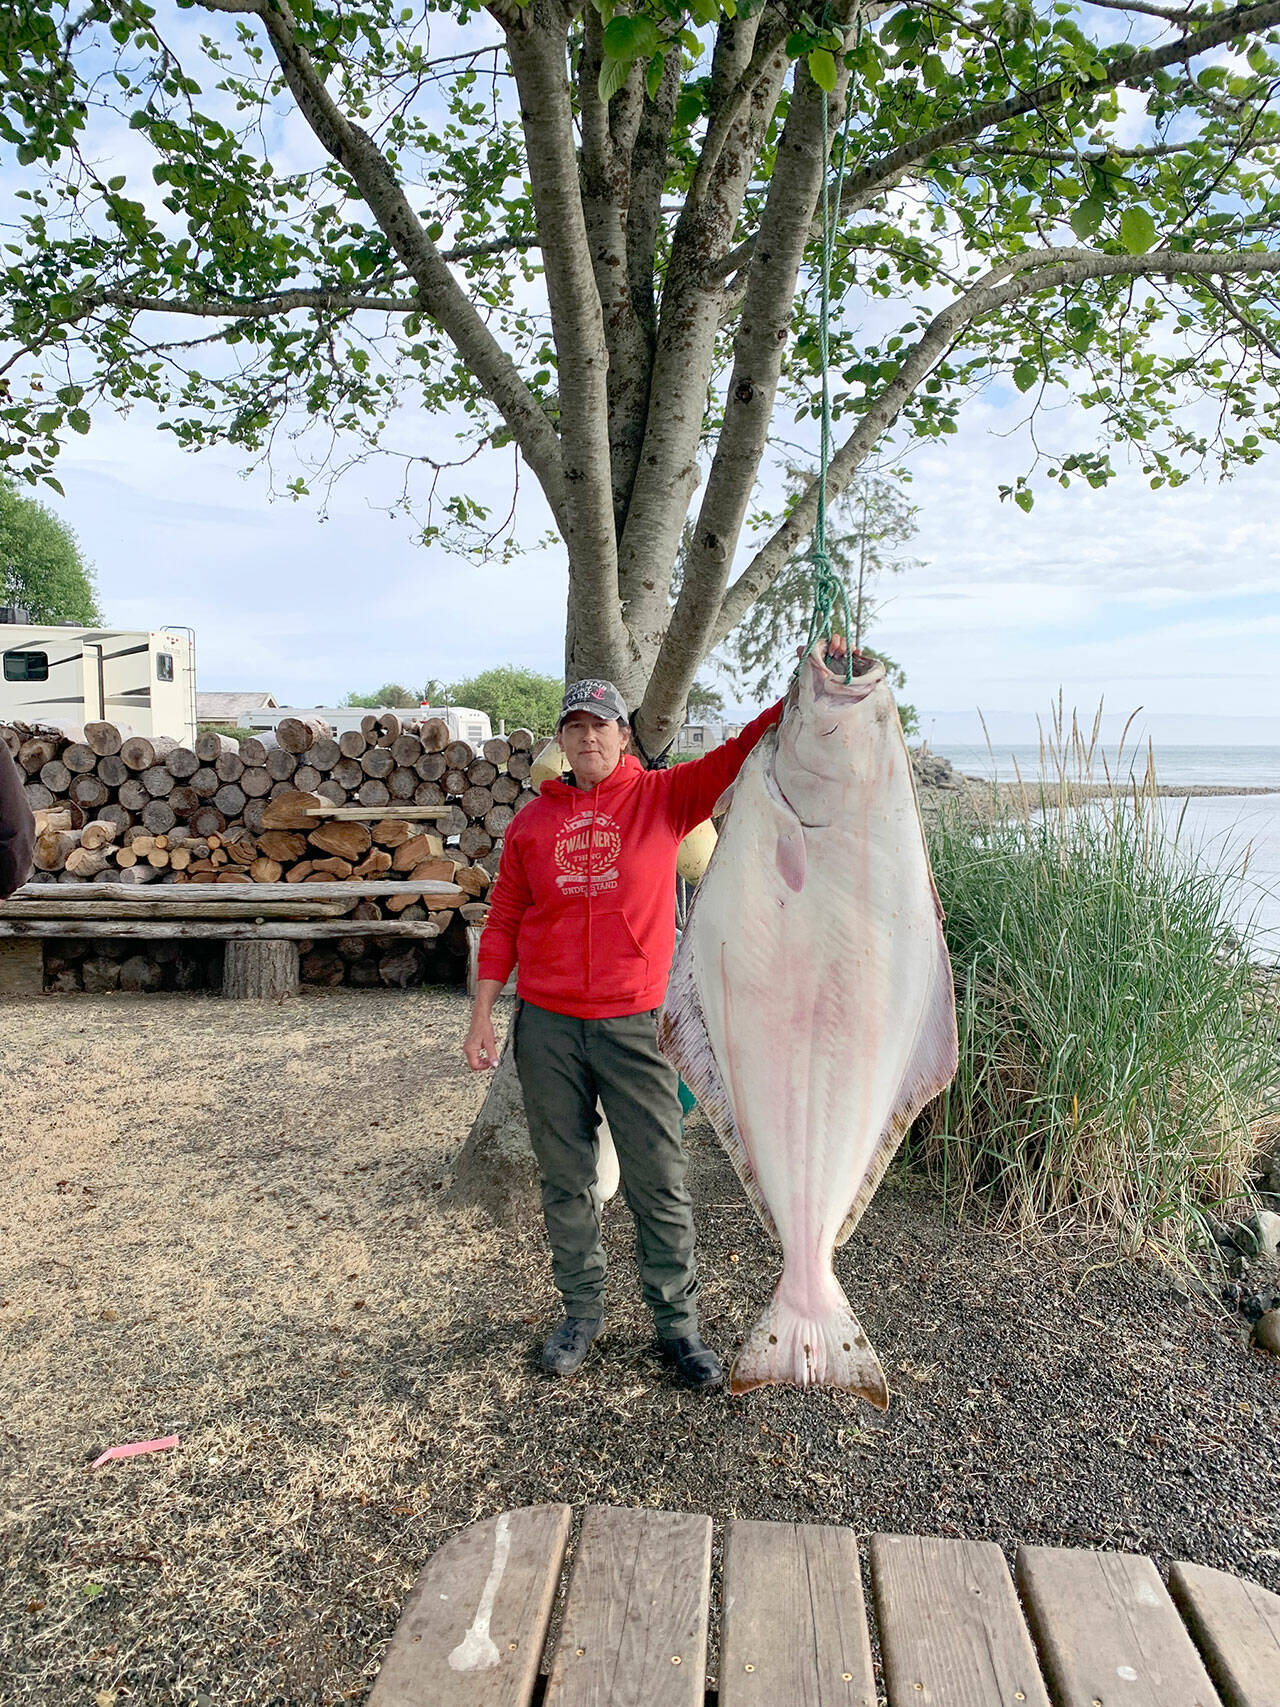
[196,691,280,721]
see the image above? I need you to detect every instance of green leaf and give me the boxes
[1069,197,1104,240]
[808,48,837,93]
[645,51,664,102]
[1119,205,1157,255]
[602,16,661,60]
[68,408,91,434]
[598,56,629,104]
[675,90,702,127]
[1014,487,1034,513]
[1012,362,1038,393]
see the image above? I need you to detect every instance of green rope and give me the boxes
[799,47,858,684]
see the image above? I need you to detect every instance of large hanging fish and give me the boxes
[660,641,958,1405]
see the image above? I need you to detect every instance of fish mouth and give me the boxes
[807,641,884,703]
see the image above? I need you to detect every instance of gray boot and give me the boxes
[540,1316,604,1376]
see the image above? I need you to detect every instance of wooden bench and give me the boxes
[0,878,471,998]
[368,1503,1280,1706]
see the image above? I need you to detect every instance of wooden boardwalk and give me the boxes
[367,1503,1280,1707]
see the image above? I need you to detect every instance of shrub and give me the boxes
[917,714,1279,1257]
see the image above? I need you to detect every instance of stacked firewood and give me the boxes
[2,714,543,991]
[4,712,537,913]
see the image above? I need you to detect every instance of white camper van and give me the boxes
[244,705,494,745]
[0,612,197,743]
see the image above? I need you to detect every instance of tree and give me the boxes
[722,470,921,734]
[448,665,565,735]
[687,678,726,718]
[6,0,1280,1216]
[4,1,1280,769]
[0,478,102,625]
[343,683,420,708]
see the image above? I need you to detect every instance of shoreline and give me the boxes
[986,781,1280,800]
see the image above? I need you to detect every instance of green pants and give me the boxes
[513,1000,699,1340]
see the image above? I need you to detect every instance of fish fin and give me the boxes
[835,936,960,1247]
[659,949,779,1243]
[774,821,806,891]
[730,1281,888,1408]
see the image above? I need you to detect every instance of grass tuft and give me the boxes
[917,702,1280,1255]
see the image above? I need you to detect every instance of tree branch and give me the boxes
[502,0,626,681]
[838,0,1280,220]
[578,12,655,539]
[84,287,419,319]
[1083,0,1210,19]
[192,0,567,529]
[712,244,1280,646]
[616,9,791,704]
[705,0,1280,288]
[641,38,861,745]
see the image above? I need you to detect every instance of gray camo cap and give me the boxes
[557,678,629,727]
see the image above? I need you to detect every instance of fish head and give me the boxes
[773,641,890,825]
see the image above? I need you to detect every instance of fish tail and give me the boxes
[730,1280,889,1408]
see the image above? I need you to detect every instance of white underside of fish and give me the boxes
[660,659,957,1405]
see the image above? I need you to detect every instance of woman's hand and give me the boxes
[464,1011,500,1071]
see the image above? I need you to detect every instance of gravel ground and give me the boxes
[2,985,1277,1706]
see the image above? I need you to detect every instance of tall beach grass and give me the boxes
[918,706,1279,1256]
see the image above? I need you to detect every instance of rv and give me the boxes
[243,705,494,745]
[0,610,197,743]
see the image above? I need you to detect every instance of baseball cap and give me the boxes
[557,678,629,727]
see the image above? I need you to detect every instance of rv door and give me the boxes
[83,640,107,723]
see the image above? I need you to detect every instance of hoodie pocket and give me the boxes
[586,904,652,1006]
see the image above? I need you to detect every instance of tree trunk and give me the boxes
[222,939,299,999]
[444,1042,542,1227]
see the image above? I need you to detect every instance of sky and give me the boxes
[35,387,1280,748]
[7,5,1280,750]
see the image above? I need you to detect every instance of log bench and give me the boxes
[0,879,471,999]
[368,1502,1280,1707]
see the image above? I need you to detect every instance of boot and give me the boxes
[660,1333,724,1390]
[540,1316,603,1376]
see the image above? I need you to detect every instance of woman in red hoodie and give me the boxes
[465,677,785,1389]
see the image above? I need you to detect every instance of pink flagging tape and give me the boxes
[90,1435,179,1471]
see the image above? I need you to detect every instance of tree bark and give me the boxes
[222,940,300,998]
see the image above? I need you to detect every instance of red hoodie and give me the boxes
[477,701,785,1019]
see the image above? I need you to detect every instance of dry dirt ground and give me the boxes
[2,986,1278,1706]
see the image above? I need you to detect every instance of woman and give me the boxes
[464,676,785,1388]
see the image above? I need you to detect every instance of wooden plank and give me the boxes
[545,1506,711,1707]
[0,938,43,996]
[305,805,454,820]
[1169,1562,1280,1707]
[1016,1545,1223,1707]
[0,919,445,940]
[720,1520,875,1707]
[0,899,352,921]
[870,1533,1050,1707]
[369,1504,571,1706]
[11,880,467,903]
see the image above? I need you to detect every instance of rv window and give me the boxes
[3,650,48,683]
[156,652,175,682]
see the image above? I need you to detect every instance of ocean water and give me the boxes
[935,743,1280,789]
[934,744,1280,963]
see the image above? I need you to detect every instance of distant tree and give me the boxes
[342,682,419,709]
[449,666,565,736]
[0,479,102,625]
[721,472,920,737]
[687,679,726,719]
